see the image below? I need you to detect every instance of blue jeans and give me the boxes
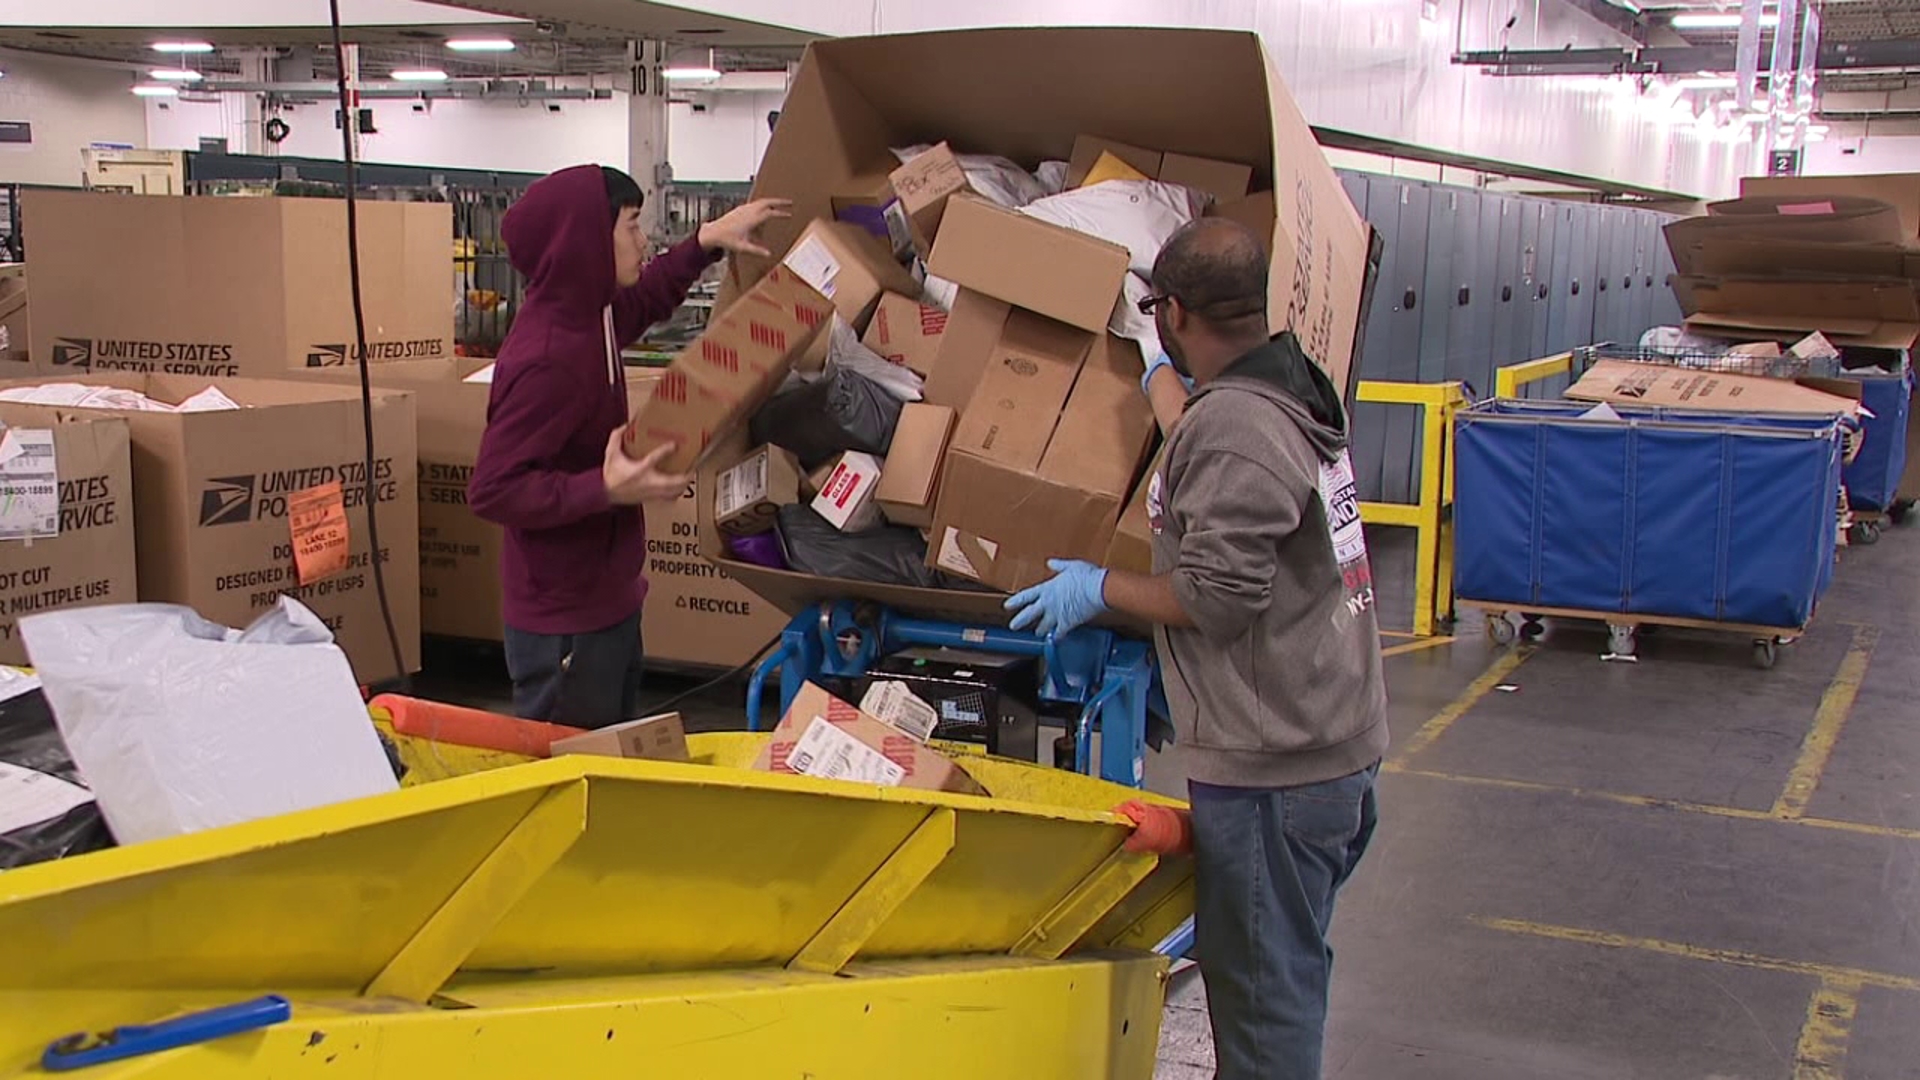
[1190,763,1380,1080]
[503,612,644,729]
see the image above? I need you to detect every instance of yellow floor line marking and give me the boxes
[1379,630,1420,640]
[1473,917,1920,993]
[1381,636,1456,658]
[1793,978,1862,1080]
[1392,766,1920,841]
[1776,625,1880,819]
[1389,649,1530,762]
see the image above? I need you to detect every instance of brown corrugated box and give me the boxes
[700,27,1369,620]
[888,142,970,257]
[550,712,690,762]
[624,266,832,474]
[1159,152,1254,201]
[874,403,953,528]
[715,444,803,536]
[949,309,1093,470]
[1567,359,1861,416]
[22,191,451,378]
[1066,135,1164,188]
[0,373,421,682]
[926,196,1129,334]
[0,266,27,370]
[777,219,920,332]
[752,680,985,795]
[0,409,137,666]
[861,291,949,378]
[1742,173,1920,239]
[1103,441,1165,576]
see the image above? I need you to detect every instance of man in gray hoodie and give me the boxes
[1006,217,1387,1079]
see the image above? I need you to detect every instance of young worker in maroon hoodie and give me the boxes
[468,164,787,726]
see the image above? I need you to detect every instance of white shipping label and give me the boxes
[716,452,770,518]
[0,760,92,835]
[860,680,939,742]
[781,236,841,299]
[0,429,57,541]
[935,528,995,580]
[788,717,905,786]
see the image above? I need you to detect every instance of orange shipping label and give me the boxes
[289,480,350,585]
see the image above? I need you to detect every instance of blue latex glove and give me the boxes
[1005,559,1109,637]
[1141,351,1195,396]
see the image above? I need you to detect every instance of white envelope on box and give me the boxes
[21,598,398,845]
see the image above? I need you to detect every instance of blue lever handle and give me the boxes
[43,995,291,1071]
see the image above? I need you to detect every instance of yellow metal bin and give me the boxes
[0,726,1193,1078]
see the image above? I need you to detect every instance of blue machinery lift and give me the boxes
[745,601,1157,789]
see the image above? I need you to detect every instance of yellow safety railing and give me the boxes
[1494,352,1574,398]
[1355,379,1470,637]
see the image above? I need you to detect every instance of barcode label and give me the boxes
[788,716,905,786]
[716,452,770,518]
[0,429,57,541]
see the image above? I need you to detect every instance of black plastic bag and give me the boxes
[0,688,111,870]
[750,366,903,470]
[777,505,987,591]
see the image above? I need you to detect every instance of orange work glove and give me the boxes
[1115,799,1193,856]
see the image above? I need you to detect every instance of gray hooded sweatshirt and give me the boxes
[1149,333,1389,788]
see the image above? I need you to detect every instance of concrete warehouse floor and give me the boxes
[414,525,1920,1079]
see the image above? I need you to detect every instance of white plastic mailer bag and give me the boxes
[21,598,398,845]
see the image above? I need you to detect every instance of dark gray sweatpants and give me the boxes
[502,612,644,729]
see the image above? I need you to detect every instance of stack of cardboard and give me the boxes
[1666,180,1920,350]
[634,28,1371,624]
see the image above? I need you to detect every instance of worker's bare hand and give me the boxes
[603,430,691,506]
[698,198,793,258]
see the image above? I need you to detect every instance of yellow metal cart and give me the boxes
[0,723,1193,1078]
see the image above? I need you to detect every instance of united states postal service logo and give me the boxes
[51,338,94,369]
[306,344,350,367]
[198,476,256,527]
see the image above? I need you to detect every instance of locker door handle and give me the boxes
[1623,275,1633,289]
[1598,278,1608,292]
[1403,288,1417,310]
[1501,285,1512,302]
[1645,275,1654,287]
[1570,280,1581,296]
[1457,287,1470,306]
[1536,283,1549,301]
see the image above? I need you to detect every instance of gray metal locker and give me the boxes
[1445,189,1494,389]
[1526,200,1556,364]
[1571,208,1602,351]
[1545,204,1580,357]
[1650,214,1684,329]
[1490,195,1527,373]
[1348,175,1399,502]
[1592,206,1623,346]
[1372,175,1431,505]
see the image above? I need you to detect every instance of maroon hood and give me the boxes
[503,163,617,318]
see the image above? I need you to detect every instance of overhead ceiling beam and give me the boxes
[1454,39,1920,76]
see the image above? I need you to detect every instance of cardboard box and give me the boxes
[889,143,971,257]
[1066,135,1164,188]
[0,266,26,368]
[874,403,954,528]
[21,191,451,379]
[1159,152,1254,201]
[704,26,1370,620]
[1566,359,1860,416]
[923,290,1013,410]
[752,680,985,795]
[1677,238,1920,282]
[716,443,803,536]
[951,310,1094,470]
[1664,196,1912,277]
[550,712,690,762]
[0,374,421,682]
[0,410,138,666]
[812,450,884,532]
[1208,192,1278,256]
[1741,173,1920,239]
[642,473,794,669]
[779,219,920,332]
[926,196,1130,334]
[861,290,950,377]
[625,266,832,474]
[1674,275,1920,350]
[931,334,1154,592]
[830,172,913,258]
[1104,441,1165,576]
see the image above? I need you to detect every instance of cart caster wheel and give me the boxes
[1889,500,1914,525]
[1485,615,1517,647]
[1752,638,1779,669]
[1850,520,1883,546]
[1606,624,1637,658]
[1519,616,1544,639]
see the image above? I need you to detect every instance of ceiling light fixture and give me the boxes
[151,41,215,54]
[446,38,516,52]
[1670,12,1780,29]
[131,85,179,97]
[148,69,203,81]
[664,47,722,81]
[390,69,449,82]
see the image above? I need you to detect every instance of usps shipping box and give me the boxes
[20,190,451,379]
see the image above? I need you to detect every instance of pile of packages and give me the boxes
[0,382,243,413]
[630,137,1273,598]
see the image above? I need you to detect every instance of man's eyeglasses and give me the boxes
[1136,292,1176,316]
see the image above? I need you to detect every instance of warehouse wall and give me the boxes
[143,84,632,175]
[1803,131,1920,176]
[0,51,149,187]
[666,91,784,182]
[660,0,1751,198]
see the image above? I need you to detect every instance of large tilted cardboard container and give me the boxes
[0,374,422,683]
[17,191,452,379]
[0,409,138,666]
[695,27,1371,620]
